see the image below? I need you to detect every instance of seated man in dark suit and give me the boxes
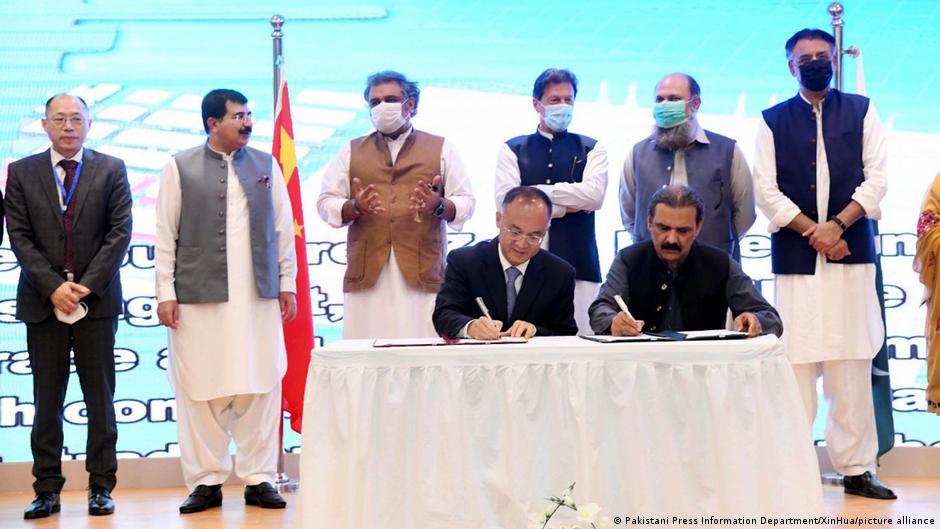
[589,185,781,337]
[433,186,577,339]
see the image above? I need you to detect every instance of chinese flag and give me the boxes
[273,70,314,434]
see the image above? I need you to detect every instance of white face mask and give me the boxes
[370,101,406,134]
[54,301,88,325]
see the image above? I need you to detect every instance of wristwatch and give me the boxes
[432,197,446,218]
[829,215,847,231]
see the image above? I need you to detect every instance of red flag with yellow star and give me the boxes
[273,72,314,434]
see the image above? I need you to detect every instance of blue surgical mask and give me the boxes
[541,103,573,133]
[653,100,689,129]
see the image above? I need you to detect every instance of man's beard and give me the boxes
[653,118,696,151]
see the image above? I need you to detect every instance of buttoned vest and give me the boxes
[762,90,873,274]
[507,130,601,282]
[173,144,279,303]
[632,130,739,258]
[346,130,446,293]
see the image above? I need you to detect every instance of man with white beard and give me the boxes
[317,71,475,338]
[620,73,755,260]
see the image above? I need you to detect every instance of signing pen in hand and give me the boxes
[614,294,634,319]
[475,297,492,320]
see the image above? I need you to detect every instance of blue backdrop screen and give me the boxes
[1,0,938,464]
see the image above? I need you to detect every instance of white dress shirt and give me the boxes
[459,243,530,338]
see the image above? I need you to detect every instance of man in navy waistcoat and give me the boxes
[753,28,894,500]
[495,68,608,335]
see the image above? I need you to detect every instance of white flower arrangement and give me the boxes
[527,482,610,529]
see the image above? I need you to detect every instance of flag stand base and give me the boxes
[820,471,843,485]
[276,473,299,493]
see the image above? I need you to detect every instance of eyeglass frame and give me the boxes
[500,223,546,246]
[46,115,87,127]
[224,111,254,122]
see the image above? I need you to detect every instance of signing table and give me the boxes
[300,335,822,528]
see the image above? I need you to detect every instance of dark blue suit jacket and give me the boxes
[432,238,577,338]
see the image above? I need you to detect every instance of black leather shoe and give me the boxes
[24,491,60,519]
[88,483,115,516]
[179,484,223,514]
[843,471,897,500]
[244,482,286,509]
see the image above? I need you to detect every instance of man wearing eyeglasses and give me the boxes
[154,89,297,513]
[433,186,577,339]
[495,68,607,336]
[317,70,475,339]
[5,94,132,519]
[752,28,893,500]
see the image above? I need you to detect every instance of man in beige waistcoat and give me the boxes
[318,70,475,338]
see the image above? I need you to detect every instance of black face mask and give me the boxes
[798,59,833,92]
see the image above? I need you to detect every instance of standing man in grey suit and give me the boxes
[5,94,133,519]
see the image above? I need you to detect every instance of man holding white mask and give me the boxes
[495,68,608,334]
[318,70,475,338]
[620,73,755,260]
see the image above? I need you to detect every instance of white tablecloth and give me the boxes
[300,335,823,528]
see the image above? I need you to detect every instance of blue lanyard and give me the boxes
[51,159,83,211]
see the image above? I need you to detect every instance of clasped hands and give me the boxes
[610,309,762,337]
[802,220,851,261]
[350,175,444,218]
[467,316,536,340]
[51,281,90,314]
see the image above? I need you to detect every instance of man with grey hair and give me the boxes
[155,88,297,513]
[590,185,779,337]
[620,73,755,260]
[318,70,475,338]
[7,93,132,519]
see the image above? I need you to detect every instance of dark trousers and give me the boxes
[27,315,119,493]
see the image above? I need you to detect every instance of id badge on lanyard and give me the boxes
[52,160,82,212]
[53,160,82,281]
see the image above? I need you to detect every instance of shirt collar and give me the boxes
[497,242,530,276]
[50,147,83,167]
[382,125,413,145]
[207,143,236,160]
[797,90,829,111]
[690,118,708,144]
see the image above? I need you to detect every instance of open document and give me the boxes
[372,336,529,347]
[580,329,750,343]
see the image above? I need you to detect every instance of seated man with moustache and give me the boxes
[433,186,577,339]
[589,185,781,337]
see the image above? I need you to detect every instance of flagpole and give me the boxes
[271,13,298,494]
[272,14,284,106]
[820,3,894,486]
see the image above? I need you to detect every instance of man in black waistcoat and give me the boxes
[495,68,607,336]
[588,185,780,337]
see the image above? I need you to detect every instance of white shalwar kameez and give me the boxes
[155,150,297,489]
[318,128,475,339]
[753,95,887,476]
